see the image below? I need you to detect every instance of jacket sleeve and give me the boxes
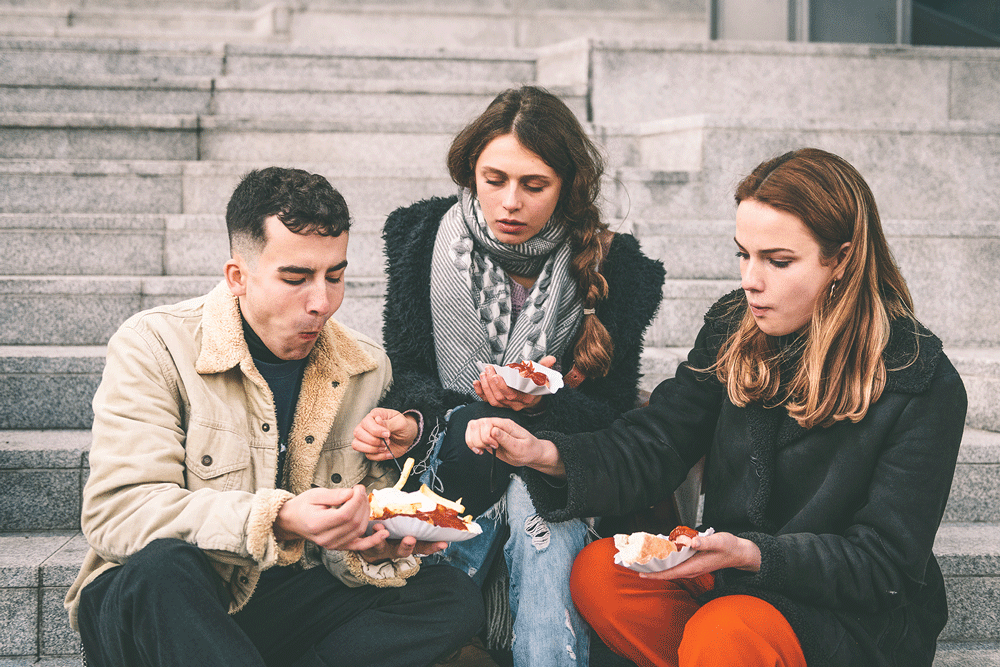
[81,321,302,570]
[731,358,967,613]
[522,320,726,522]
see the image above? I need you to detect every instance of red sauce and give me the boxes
[506,361,549,386]
[374,505,470,531]
[668,525,698,541]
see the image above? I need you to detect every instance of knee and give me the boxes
[422,565,486,635]
[570,539,617,619]
[679,596,797,664]
[118,539,212,596]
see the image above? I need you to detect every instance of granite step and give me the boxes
[0,1,707,49]
[0,75,215,116]
[602,116,1000,223]
[543,39,1000,126]
[0,2,290,43]
[0,37,538,82]
[0,112,460,165]
[0,159,453,218]
[0,213,386,277]
[0,76,574,123]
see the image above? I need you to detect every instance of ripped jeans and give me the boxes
[421,406,590,667]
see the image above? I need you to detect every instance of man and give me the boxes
[65,167,484,667]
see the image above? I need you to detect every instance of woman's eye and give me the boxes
[485,179,504,187]
[327,276,342,284]
[770,259,791,268]
[735,251,749,260]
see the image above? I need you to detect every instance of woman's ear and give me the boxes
[832,242,851,281]
[225,255,248,297]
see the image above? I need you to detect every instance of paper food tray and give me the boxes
[614,528,715,573]
[476,361,564,396]
[368,516,483,543]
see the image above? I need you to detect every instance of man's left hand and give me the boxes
[358,524,448,563]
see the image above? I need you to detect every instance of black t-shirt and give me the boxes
[242,318,306,488]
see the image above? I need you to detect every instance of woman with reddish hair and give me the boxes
[466,148,966,667]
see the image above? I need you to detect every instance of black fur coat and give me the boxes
[525,290,967,667]
[378,195,666,452]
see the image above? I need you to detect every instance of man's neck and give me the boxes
[241,317,286,365]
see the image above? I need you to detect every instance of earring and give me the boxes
[829,279,838,300]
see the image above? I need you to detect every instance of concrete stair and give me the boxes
[1,13,998,665]
[0,0,708,48]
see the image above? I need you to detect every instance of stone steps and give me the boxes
[0,0,708,48]
[602,116,1000,223]
[0,159,454,218]
[0,76,573,122]
[0,37,538,81]
[0,1,290,43]
[549,39,1000,126]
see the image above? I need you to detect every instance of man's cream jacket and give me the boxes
[65,282,399,630]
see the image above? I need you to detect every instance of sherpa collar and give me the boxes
[195,281,378,384]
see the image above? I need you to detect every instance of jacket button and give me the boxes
[261,423,270,432]
[201,455,212,466]
[305,436,314,444]
[330,473,342,483]
[239,575,249,585]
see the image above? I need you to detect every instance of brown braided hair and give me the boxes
[447,86,614,377]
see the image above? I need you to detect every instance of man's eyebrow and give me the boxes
[277,260,348,274]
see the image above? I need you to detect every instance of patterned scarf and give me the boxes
[430,189,583,396]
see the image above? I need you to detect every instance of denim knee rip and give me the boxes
[524,514,550,551]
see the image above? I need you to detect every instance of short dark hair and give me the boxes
[226,167,350,257]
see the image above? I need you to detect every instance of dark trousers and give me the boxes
[431,401,542,517]
[78,539,484,667]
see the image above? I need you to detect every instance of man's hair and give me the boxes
[226,167,350,258]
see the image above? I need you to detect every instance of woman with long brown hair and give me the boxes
[466,148,966,667]
[351,86,665,666]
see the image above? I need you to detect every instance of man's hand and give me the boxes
[473,355,555,412]
[273,485,385,551]
[358,524,448,563]
[637,532,762,580]
[352,408,418,461]
[465,416,565,478]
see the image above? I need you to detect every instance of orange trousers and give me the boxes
[571,538,807,667]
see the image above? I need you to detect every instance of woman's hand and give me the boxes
[638,532,762,580]
[358,524,448,563]
[473,355,556,412]
[352,408,418,461]
[465,416,565,478]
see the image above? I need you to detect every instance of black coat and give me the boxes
[378,195,666,450]
[523,290,967,667]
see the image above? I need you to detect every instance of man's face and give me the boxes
[227,215,348,360]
